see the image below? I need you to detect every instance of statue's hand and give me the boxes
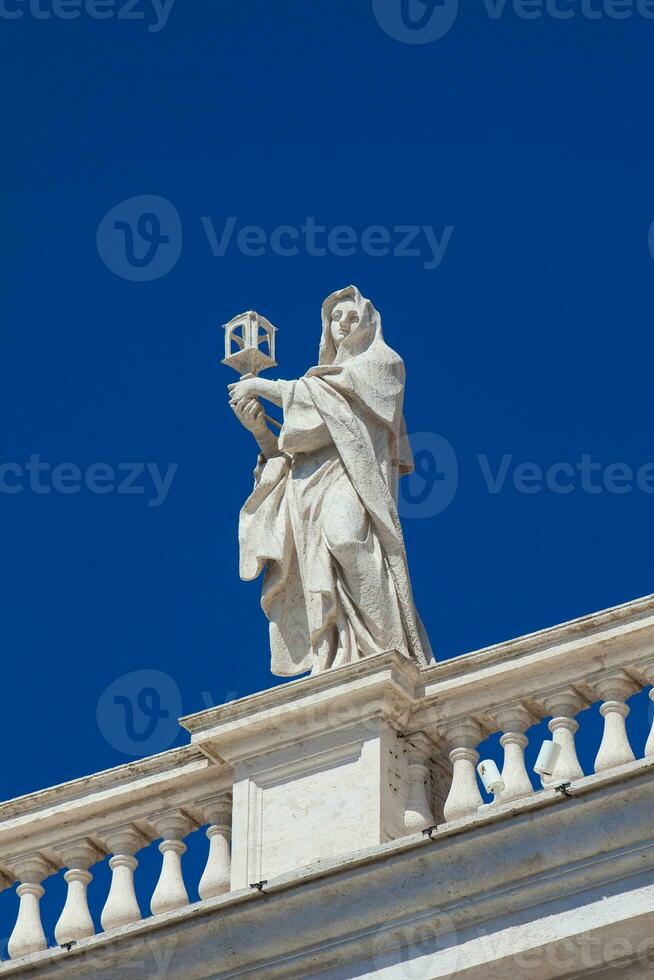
[228,378,261,403]
[231,396,265,433]
[228,377,281,406]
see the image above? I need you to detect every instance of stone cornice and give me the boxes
[3,592,649,827]
[424,591,654,683]
[413,592,654,731]
[179,592,654,761]
[180,650,422,763]
[0,745,229,870]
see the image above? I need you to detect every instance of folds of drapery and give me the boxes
[238,348,434,677]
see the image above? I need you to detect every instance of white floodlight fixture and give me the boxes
[477,759,505,806]
[533,740,562,779]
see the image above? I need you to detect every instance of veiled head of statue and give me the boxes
[319,285,384,365]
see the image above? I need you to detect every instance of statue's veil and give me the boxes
[318,285,385,366]
[316,285,413,478]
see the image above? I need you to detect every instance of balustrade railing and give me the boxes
[0,595,653,967]
[412,595,654,824]
[0,745,231,961]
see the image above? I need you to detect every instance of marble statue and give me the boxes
[227,285,434,677]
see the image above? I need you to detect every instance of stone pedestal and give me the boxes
[181,652,443,889]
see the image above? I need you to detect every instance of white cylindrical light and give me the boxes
[477,759,504,794]
[534,740,562,777]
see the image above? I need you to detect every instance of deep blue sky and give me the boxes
[1,0,653,939]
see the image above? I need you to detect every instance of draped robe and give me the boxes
[239,286,434,676]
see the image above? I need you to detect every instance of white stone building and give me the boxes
[0,593,653,978]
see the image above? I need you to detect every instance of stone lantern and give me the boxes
[222,311,277,378]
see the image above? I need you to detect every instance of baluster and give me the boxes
[150,810,198,916]
[403,734,436,833]
[54,839,103,945]
[442,720,483,821]
[638,662,654,758]
[100,826,149,932]
[541,691,585,786]
[496,705,535,803]
[198,795,233,900]
[646,687,654,758]
[594,672,639,774]
[7,854,54,960]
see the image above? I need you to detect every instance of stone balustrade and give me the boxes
[1,594,653,969]
[411,593,654,824]
[0,746,231,962]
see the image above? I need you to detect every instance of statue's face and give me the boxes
[330,300,360,348]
